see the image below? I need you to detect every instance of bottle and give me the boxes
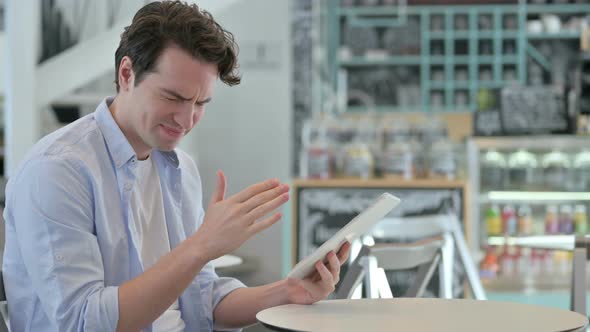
[517,205,534,236]
[554,251,569,277]
[545,205,559,235]
[486,205,502,236]
[530,249,542,277]
[499,246,516,277]
[559,205,574,235]
[517,247,532,277]
[574,205,588,235]
[540,250,554,277]
[502,205,517,236]
[479,246,499,279]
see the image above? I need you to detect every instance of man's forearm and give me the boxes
[116,237,208,332]
[213,279,290,329]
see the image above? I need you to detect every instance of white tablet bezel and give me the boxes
[288,192,401,280]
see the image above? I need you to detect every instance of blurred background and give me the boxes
[2,0,590,331]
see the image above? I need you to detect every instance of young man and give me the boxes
[2,1,350,331]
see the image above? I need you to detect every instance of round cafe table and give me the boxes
[210,254,243,269]
[256,298,588,332]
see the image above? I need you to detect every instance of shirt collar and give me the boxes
[95,97,180,169]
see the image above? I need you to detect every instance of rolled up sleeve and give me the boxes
[9,157,119,331]
[198,263,246,331]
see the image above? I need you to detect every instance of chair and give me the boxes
[334,236,444,299]
[0,271,8,332]
[570,237,588,316]
[336,214,486,300]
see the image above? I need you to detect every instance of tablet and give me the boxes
[288,192,401,279]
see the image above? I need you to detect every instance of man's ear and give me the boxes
[118,56,135,91]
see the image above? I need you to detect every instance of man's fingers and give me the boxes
[337,241,351,264]
[248,211,283,235]
[240,183,289,213]
[230,178,279,203]
[326,252,340,283]
[246,192,289,221]
[208,170,226,207]
[315,261,335,290]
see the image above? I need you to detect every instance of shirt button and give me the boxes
[124,183,133,191]
[55,254,63,261]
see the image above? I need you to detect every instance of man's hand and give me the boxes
[285,242,351,305]
[191,170,290,262]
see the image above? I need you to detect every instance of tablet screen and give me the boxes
[288,193,401,279]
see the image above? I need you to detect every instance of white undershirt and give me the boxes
[130,156,185,332]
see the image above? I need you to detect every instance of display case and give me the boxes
[467,135,590,309]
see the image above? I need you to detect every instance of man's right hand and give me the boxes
[191,170,290,262]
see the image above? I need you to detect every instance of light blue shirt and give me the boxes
[2,98,245,331]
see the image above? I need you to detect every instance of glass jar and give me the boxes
[357,117,381,176]
[381,119,412,179]
[382,140,414,180]
[507,149,539,190]
[343,141,374,179]
[481,149,507,191]
[420,117,448,147]
[409,126,427,178]
[428,139,457,180]
[345,26,379,56]
[572,149,590,192]
[299,117,331,179]
[326,117,352,177]
[541,150,571,191]
[382,118,412,146]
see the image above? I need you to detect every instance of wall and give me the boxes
[180,0,292,287]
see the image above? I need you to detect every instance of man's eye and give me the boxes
[166,97,181,103]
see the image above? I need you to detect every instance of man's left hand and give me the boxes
[285,242,352,305]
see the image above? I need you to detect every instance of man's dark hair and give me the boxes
[114,0,240,92]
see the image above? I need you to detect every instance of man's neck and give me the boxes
[108,96,151,160]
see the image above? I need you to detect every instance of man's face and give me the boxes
[122,45,218,154]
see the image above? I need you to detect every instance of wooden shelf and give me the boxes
[292,178,467,189]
